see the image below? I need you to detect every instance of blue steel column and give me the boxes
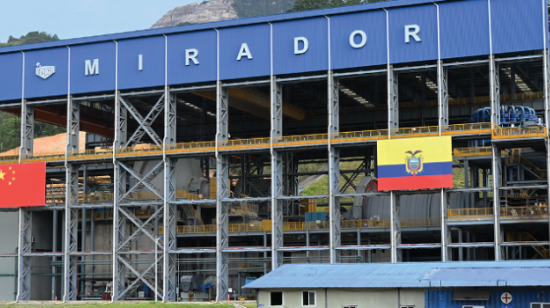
[271,76,284,269]
[490,54,503,260]
[541,0,550,258]
[387,64,401,262]
[19,99,33,159]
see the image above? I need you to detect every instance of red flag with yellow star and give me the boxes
[0,162,46,207]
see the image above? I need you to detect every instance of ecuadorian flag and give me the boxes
[377,136,453,191]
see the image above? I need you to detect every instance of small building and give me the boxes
[244,261,550,308]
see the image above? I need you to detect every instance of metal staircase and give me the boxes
[506,232,549,259]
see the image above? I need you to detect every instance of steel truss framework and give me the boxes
[12,51,550,301]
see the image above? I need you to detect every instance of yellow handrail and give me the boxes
[492,125,547,140]
[219,137,270,150]
[273,133,329,146]
[448,208,494,219]
[500,206,549,219]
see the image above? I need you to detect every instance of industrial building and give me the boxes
[0,0,549,302]
[245,262,550,308]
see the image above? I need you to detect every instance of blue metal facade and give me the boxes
[426,290,550,308]
[0,0,548,101]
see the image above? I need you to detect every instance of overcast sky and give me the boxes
[0,0,199,42]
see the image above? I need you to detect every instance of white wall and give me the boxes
[0,211,19,300]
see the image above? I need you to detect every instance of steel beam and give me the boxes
[19,100,34,159]
[112,161,127,300]
[215,82,229,302]
[63,163,79,301]
[328,71,341,263]
[163,157,177,301]
[441,189,452,261]
[492,144,503,260]
[125,94,165,147]
[390,191,402,262]
[489,55,501,126]
[437,60,449,127]
[16,209,31,301]
[67,96,80,155]
[544,48,550,255]
[388,65,399,131]
[115,91,127,148]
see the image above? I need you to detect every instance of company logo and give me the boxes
[405,150,423,176]
[35,62,55,80]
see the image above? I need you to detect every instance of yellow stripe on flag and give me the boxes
[377,136,452,166]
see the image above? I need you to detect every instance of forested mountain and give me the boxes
[0,32,65,153]
[0,31,59,48]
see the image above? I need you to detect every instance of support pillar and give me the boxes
[328,71,340,264]
[390,192,401,262]
[63,164,79,301]
[543,48,550,257]
[441,190,452,261]
[492,144,503,260]
[16,209,32,301]
[489,55,501,126]
[216,83,229,301]
[163,88,177,302]
[387,65,399,131]
[271,75,284,270]
[19,100,34,159]
[437,60,449,127]
[115,91,127,148]
[66,96,80,155]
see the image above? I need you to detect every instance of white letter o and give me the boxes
[349,30,367,49]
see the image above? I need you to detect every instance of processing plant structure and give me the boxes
[0,0,549,302]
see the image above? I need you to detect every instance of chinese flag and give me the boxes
[0,162,46,208]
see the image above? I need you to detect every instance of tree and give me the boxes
[288,0,384,12]
[0,31,59,47]
[232,0,296,18]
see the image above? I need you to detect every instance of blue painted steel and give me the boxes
[440,0,490,59]
[0,53,23,101]
[118,36,165,90]
[244,260,550,289]
[167,30,217,86]
[330,10,387,70]
[220,24,271,80]
[388,4,438,64]
[24,47,69,99]
[0,0,451,54]
[70,42,116,95]
[273,17,328,75]
[0,0,546,101]
[491,0,545,54]
[426,290,550,308]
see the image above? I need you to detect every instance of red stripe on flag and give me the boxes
[378,174,453,191]
[0,162,46,208]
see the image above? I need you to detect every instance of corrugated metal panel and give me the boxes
[440,0,490,59]
[491,0,544,54]
[0,0,452,54]
[427,290,550,308]
[70,41,116,95]
[167,30,217,86]
[118,36,165,90]
[0,52,23,101]
[330,10,387,70]
[244,261,550,289]
[24,47,69,99]
[220,24,270,80]
[273,17,329,75]
[422,267,550,287]
[389,4,438,64]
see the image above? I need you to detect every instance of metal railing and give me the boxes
[492,125,547,140]
[2,121,544,164]
[166,141,216,153]
[454,147,493,157]
[219,137,270,150]
[448,208,494,219]
[448,206,549,220]
[500,206,549,219]
[273,133,329,147]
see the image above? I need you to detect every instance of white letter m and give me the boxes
[85,59,99,76]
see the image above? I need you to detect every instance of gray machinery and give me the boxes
[345,176,471,221]
[180,275,201,292]
[133,158,210,197]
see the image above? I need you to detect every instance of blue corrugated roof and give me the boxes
[243,261,550,289]
[0,0,457,54]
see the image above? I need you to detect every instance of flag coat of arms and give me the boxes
[0,162,46,207]
[377,136,453,191]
